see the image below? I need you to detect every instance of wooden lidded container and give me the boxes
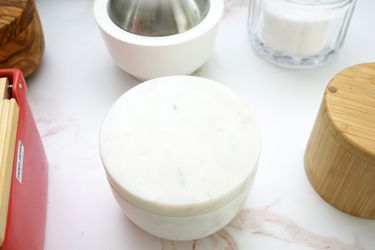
[305,63,375,219]
[0,0,44,78]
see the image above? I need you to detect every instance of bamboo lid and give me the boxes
[323,63,375,164]
[0,0,35,45]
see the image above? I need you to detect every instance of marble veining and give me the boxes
[161,206,363,250]
[230,209,363,250]
[28,91,78,138]
[161,229,238,250]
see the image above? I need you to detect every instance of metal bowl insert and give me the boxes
[108,0,210,36]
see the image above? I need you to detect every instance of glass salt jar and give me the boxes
[248,0,356,68]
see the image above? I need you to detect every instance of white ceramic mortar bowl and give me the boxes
[99,76,261,240]
[93,0,224,80]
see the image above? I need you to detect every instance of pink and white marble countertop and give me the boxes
[30,0,375,249]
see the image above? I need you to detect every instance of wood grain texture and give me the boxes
[305,63,375,219]
[0,78,9,100]
[0,99,19,245]
[0,0,34,45]
[0,8,44,78]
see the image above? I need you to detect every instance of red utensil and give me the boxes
[0,69,47,250]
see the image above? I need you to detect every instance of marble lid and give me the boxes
[100,76,261,216]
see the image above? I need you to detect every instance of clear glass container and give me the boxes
[248,0,356,68]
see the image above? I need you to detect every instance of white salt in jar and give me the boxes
[248,0,356,68]
[100,76,261,240]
